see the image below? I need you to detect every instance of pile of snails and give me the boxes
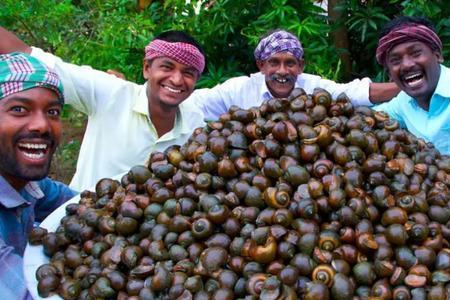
[30,88,450,299]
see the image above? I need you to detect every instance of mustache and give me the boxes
[267,74,296,83]
[14,132,56,145]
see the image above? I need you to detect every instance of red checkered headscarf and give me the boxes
[145,39,205,74]
[376,24,442,65]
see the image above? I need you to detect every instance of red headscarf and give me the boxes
[376,24,442,65]
[145,39,205,74]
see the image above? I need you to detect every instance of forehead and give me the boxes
[388,40,433,56]
[151,56,197,72]
[266,52,299,61]
[0,87,60,107]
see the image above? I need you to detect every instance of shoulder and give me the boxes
[390,91,411,104]
[296,72,329,88]
[36,178,77,199]
[297,72,324,82]
[180,99,207,124]
[373,91,410,116]
[219,73,257,89]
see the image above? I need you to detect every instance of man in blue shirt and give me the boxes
[374,16,450,155]
[0,52,76,299]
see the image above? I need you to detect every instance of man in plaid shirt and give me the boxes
[0,52,76,299]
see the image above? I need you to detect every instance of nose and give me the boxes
[277,63,289,75]
[169,70,183,86]
[401,55,415,69]
[27,112,50,134]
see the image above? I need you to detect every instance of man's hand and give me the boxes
[369,82,401,104]
[0,27,32,54]
[107,69,126,80]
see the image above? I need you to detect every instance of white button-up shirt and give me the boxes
[31,48,205,192]
[186,72,372,120]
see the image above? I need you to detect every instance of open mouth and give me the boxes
[162,84,183,94]
[403,71,424,88]
[17,142,49,160]
[275,77,289,84]
[269,74,295,86]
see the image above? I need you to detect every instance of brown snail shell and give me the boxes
[311,264,336,287]
[263,187,290,208]
[246,273,268,296]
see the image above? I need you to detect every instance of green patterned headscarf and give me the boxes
[0,52,64,103]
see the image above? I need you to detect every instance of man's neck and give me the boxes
[416,97,431,111]
[148,100,178,138]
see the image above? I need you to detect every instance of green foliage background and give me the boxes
[1,0,450,182]
[2,0,450,85]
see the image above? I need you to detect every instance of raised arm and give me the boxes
[369,82,401,104]
[0,26,31,54]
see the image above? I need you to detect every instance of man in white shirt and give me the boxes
[187,29,399,120]
[0,28,206,191]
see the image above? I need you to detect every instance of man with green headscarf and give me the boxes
[0,52,76,299]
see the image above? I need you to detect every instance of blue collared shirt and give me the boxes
[0,175,76,299]
[374,64,450,155]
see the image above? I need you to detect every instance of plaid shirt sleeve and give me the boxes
[0,239,30,299]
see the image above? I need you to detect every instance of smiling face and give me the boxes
[0,87,62,189]
[386,40,443,106]
[143,57,199,109]
[257,52,304,99]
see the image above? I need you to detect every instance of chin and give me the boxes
[18,164,51,181]
[271,86,294,98]
[402,86,427,99]
[162,97,186,107]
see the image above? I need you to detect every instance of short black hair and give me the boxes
[379,16,437,40]
[152,30,206,74]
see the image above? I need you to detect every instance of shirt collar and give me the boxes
[0,175,41,208]
[132,82,151,117]
[133,82,192,136]
[433,64,450,98]
[178,103,195,135]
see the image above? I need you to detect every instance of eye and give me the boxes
[9,106,27,114]
[48,108,61,117]
[183,69,197,79]
[286,60,297,67]
[388,57,401,66]
[160,64,172,71]
[268,59,279,67]
[411,50,422,57]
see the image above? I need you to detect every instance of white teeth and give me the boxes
[23,152,45,159]
[18,143,48,150]
[276,78,287,83]
[404,73,422,80]
[407,77,423,87]
[163,85,182,93]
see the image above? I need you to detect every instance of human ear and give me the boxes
[298,58,305,73]
[143,59,151,80]
[435,51,444,64]
[256,60,265,72]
